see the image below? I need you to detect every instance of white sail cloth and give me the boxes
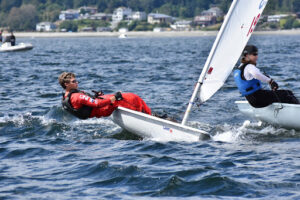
[198,0,268,103]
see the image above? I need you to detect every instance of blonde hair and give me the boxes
[58,72,75,89]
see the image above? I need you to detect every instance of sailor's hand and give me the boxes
[92,90,104,98]
[114,91,123,101]
[110,96,116,103]
[269,79,279,91]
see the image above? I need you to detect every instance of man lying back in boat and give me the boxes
[234,45,299,108]
[58,72,151,119]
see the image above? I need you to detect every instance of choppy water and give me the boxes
[0,35,300,199]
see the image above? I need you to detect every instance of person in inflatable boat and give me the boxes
[10,31,16,46]
[3,31,16,46]
[234,45,299,108]
[58,72,151,119]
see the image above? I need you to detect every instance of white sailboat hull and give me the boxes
[111,107,210,142]
[118,34,128,39]
[0,42,33,52]
[235,100,300,130]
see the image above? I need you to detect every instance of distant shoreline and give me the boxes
[12,29,300,38]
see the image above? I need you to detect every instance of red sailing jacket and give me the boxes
[67,92,151,118]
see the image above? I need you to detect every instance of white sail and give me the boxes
[198,0,268,102]
[182,0,268,125]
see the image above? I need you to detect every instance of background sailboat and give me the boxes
[112,0,269,141]
[236,101,300,130]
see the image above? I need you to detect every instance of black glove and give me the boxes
[269,79,279,91]
[92,90,104,98]
[114,91,123,101]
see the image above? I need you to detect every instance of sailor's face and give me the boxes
[247,53,258,63]
[65,78,78,90]
[246,53,258,63]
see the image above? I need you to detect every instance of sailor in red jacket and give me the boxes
[58,72,151,119]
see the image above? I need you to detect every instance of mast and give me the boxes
[181,0,239,125]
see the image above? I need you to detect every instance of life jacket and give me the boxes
[62,89,93,119]
[233,63,262,96]
[10,36,15,46]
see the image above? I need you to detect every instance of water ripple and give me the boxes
[0,36,300,199]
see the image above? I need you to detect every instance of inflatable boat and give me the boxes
[0,42,33,52]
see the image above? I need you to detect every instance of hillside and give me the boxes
[0,0,299,30]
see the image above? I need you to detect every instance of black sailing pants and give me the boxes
[245,89,299,108]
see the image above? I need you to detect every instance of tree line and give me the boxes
[0,0,299,31]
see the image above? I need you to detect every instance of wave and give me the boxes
[0,106,121,141]
[211,120,300,143]
[1,104,299,144]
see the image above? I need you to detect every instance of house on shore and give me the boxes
[201,7,223,18]
[194,15,216,27]
[79,13,112,21]
[79,6,98,15]
[112,7,132,22]
[267,14,289,22]
[59,9,80,21]
[90,13,112,21]
[171,20,192,31]
[131,11,147,21]
[36,22,56,32]
[148,13,173,24]
[194,7,223,27]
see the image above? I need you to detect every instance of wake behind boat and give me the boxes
[236,101,300,130]
[0,42,33,52]
[112,0,269,141]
